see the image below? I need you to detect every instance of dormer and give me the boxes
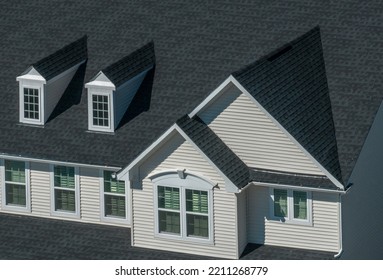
[16,36,87,125]
[85,42,155,133]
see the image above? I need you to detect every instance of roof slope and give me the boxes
[0,0,382,182]
[176,115,250,189]
[102,42,155,87]
[233,27,343,185]
[32,36,87,80]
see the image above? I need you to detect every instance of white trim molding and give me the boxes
[151,171,214,244]
[268,187,313,226]
[1,159,31,213]
[49,164,80,219]
[99,169,130,225]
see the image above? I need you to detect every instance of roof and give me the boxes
[102,42,155,87]
[31,36,87,81]
[0,0,382,183]
[249,168,339,191]
[0,212,334,259]
[176,115,250,189]
[233,27,343,185]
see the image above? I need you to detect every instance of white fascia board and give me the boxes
[16,67,46,83]
[189,76,234,117]
[117,125,179,181]
[174,124,240,193]
[0,154,121,171]
[85,71,116,90]
[229,75,345,190]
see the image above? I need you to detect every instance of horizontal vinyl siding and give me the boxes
[79,167,101,223]
[30,162,51,217]
[134,133,238,259]
[248,186,339,252]
[198,85,325,175]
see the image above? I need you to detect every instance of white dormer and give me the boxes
[16,36,87,126]
[16,67,46,125]
[85,42,155,133]
[85,72,116,133]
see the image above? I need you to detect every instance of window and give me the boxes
[270,188,311,224]
[102,171,126,219]
[23,88,40,120]
[152,171,214,243]
[2,160,30,212]
[52,165,78,216]
[92,94,110,128]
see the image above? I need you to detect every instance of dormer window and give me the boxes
[92,94,110,127]
[23,87,40,121]
[17,76,45,125]
[16,36,87,126]
[85,42,155,133]
[87,86,114,132]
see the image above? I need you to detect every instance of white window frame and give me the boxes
[99,170,129,224]
[18,80,45,125]
[0,159,31,213]
[269,187,312,226]
[151,171,214,244]
[88,88,114,133]
[50,164,80,218]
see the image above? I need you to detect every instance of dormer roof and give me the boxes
[30,36,88,81]
[98,42,155,88]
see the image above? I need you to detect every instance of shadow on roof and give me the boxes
[47,61,87,123]
[116,66,155,130]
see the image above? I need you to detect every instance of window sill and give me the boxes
[51,210,80,219]
[1,205,31,213]
[154,232,214,245]
[101,215,130,225]
[265,216,313,227]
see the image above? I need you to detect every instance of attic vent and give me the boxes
[267,45,292,62]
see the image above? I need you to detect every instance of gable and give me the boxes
[198,82,326,177]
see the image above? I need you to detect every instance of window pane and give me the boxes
[104,195,126,218]
[55,189,75,212]
[103,171,125,193]
[274,189,288,218]
[5,160,25,183]
[186,190,208,213]
[159,210,180,234]
[6,183,26,206]
[54,166,75,188]
[187,214,208,238]
[92,94,109,127]
[23,88,39,120]
[293,191,307,219]
[158,186,179,210]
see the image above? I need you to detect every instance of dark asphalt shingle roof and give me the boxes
[233,27,343,185]
[0,0,382,185]
[176,115,250,188]
[0,212,334,260]
[250,168,339,191]
[31,36,87,81]
[102,42,155,87]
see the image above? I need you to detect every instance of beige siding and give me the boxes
[237,190,248,255]
[247,186,339,252]
[30,162,51,216]
[133,133,239,259]
[79,167,101,223]
[198,85,325,176]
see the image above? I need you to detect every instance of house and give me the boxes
[0,0,382,259]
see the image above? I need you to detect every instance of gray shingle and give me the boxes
[102,42,155,87]
[32,36,87,81]
[176,115,250,189]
